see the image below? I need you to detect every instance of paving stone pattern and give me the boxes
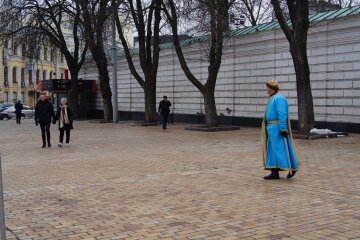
[0,119,359,240]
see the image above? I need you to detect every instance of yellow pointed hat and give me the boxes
[266,79,279,90]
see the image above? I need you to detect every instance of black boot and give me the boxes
[287,171,296,179]
[264,169,280,180]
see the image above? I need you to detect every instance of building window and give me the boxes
[21,93,25,103]
[22,43,27,57]
[43,70,47,80]
[12,67,17,83]
[13,42,18,55]
[50,71,53,80]
[4,40,9,49]
[50,49,55,62]
[21,68,26,83]
[4,66,9,86]
[12,92,17,103]
[29,70,33,84]
[35,47,40,60]
[36,69,40,84]
[3,92,9,102]
[61,73,64,79]
[61,53,64,63]
[44,47,48,60]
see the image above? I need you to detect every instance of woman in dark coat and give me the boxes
[53,98,73,147]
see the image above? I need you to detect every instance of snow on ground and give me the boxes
[310,128,338,135]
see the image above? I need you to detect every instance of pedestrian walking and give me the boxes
[261,80,298,180]
[158,96,171,129]
[14,100,23,124]
[35,93,55,148]
[53,98,73,147]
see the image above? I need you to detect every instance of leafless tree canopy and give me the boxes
[0,0,89,117]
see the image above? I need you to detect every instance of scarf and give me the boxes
[60,105,70,128]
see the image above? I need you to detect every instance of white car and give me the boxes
[2,105,35,119]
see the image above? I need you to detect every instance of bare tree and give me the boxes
[172,0,232,35]
[271,0,315,133]
[112,0,162,123]
[309,0,360,13]
[331,0,360,7]
[0,0,88,118]
[163,0,229,127]
[76,0,113,121]
[230,0,274,27]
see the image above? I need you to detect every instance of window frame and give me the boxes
[12,67,17,83]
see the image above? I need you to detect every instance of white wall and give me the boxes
[79,14,360,124]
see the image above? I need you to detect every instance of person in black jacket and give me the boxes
[53,98,74,147]
[35,93,55,148]
[14,100,23,124]
[158,96,171,129]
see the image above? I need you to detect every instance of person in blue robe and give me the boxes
[261,80,298,180]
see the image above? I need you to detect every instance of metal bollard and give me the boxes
[0,155,6,240]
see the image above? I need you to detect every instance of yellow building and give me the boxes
[0,39,67,107]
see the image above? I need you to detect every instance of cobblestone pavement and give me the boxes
[0,119,359,240]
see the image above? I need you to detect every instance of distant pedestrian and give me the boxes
[14,100,23,124]
[158,96,171,129]
[261,80,298,180]
[35,93,55,148]
[53,98,73,147]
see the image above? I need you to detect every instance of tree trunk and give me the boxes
[144,80,157,123]
[290,42,315,133]
[93,53,113,121]
[69,70,79,119]
[203,88,218,127]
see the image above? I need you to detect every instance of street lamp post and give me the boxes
[0,155,6,240]
[111,16,119,123]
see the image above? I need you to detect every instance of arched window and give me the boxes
[29,70,33,84]
[44,47,48,60]
[49,71,53,80]
[35,48,41,59]
[43,70,47,80]
[36,69,40,84]
[13,41,18,55]
[50,49,55,62]
[4,40,9,49]
[12,67,17,83]
[22,43,27,57]
[4,66,9,86]
[21,68,26,83]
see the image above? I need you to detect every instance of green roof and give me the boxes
[98,5,360,59]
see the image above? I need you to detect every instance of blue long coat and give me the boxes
[261,94,299,171]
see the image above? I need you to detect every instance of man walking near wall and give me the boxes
[261,80,298,179]
[14,100,23,124]
[158,96,171,129]
[35,93,55,148]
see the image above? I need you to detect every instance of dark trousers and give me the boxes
[59,128,71,143]
[40,123,51,145]
[161,113,169,126]
[16,114,21,124]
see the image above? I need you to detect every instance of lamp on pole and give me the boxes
[0,155,6,240]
